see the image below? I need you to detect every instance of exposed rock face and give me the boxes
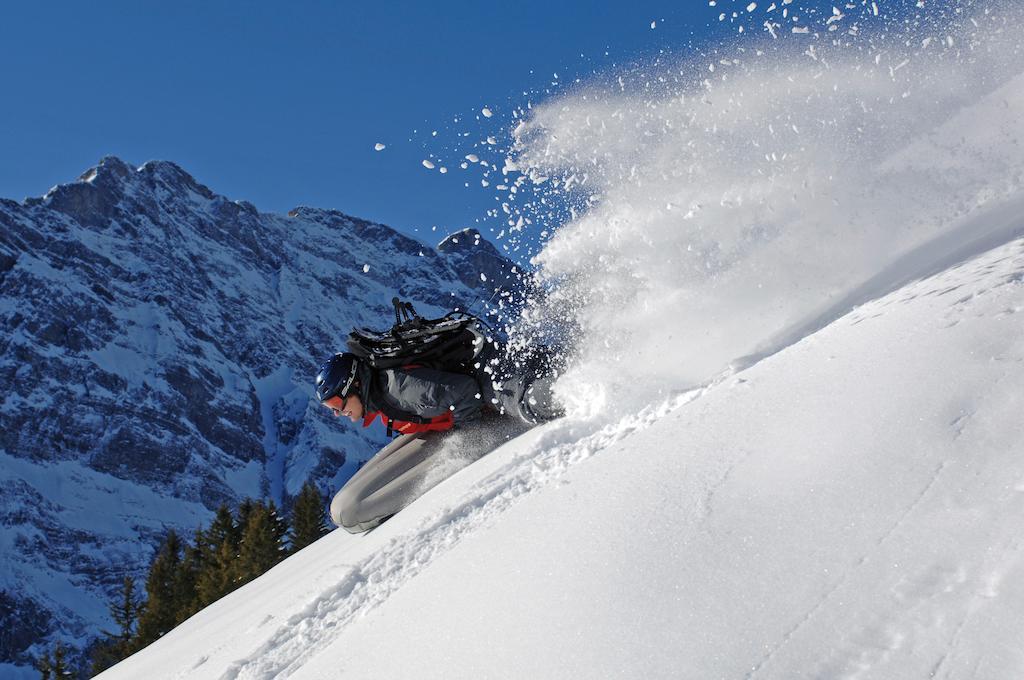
[0,157,519,670]
[437,228,515,292]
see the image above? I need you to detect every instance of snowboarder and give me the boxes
[315,319,562,533]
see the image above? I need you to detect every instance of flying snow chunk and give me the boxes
[362,264,370,273]
[480,273,488,282]
[747,2,757,11]
[374,143,386,151]
[651,20,657,29]
[466,154,480,163]
[422,159,436,169]
[482,108,493,118]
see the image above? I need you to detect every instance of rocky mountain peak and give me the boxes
[437,228,499,257]
[33,156,133,226]
[29,156,218,228]
[137,159,215,198]
[437,227,516,293]
[80,155,134,183]
[0,157,522,672]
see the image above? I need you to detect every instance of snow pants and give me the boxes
[330,416,529,534]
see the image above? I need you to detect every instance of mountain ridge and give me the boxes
[0,156,519,674]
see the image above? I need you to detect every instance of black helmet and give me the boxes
[315,353,359,402]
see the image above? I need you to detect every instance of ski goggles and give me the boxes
[321,395,349,416]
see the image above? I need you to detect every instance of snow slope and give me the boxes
[96,4,1024,678]
[97,202,1024,680]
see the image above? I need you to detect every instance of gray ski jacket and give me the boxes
[352,351,561,436]
[352,362,486,435]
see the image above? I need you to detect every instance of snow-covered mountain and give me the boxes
[91,6,1024,678]
[0,156,517,674]
[6,4,1022,678]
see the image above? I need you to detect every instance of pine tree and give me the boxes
[36,649,52,680]
[196,538,240,606]
[202,504,240,557]
[112,576,141,647]
[89,641,119,677]
[235,498,257,537]
[50,643,69,678]
[174,534,203,624]
[268,501,290,558]
[90,575,143,673]
[236,501,288,584]
[195,505,240,608]
[135,530,183,646]
[85,499,303,669]
[290,481,330,552]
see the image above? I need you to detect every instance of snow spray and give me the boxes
[501,0,1024,416]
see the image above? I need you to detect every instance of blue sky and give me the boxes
[0,1,777,250]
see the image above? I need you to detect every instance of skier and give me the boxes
[315,338,562,533]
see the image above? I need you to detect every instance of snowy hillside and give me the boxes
[93,4,1024,678]
[97,198,1024,680]
[1,1,1016,676]
[0,157,517,673]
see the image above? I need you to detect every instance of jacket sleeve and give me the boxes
[380,367,483,423]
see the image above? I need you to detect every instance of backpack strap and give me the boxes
[365,369,431,426]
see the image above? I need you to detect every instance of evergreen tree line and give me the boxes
[35,481,330,678]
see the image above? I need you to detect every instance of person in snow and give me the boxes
[315,349,562,533]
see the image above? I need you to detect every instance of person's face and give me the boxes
[322,392,364,422]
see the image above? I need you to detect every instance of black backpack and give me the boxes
[347,298,498,377]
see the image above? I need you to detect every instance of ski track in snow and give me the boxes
[744,577,850,680]
[218,386,714,679]
[743,457,958,680]
[223,225,1024,680]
